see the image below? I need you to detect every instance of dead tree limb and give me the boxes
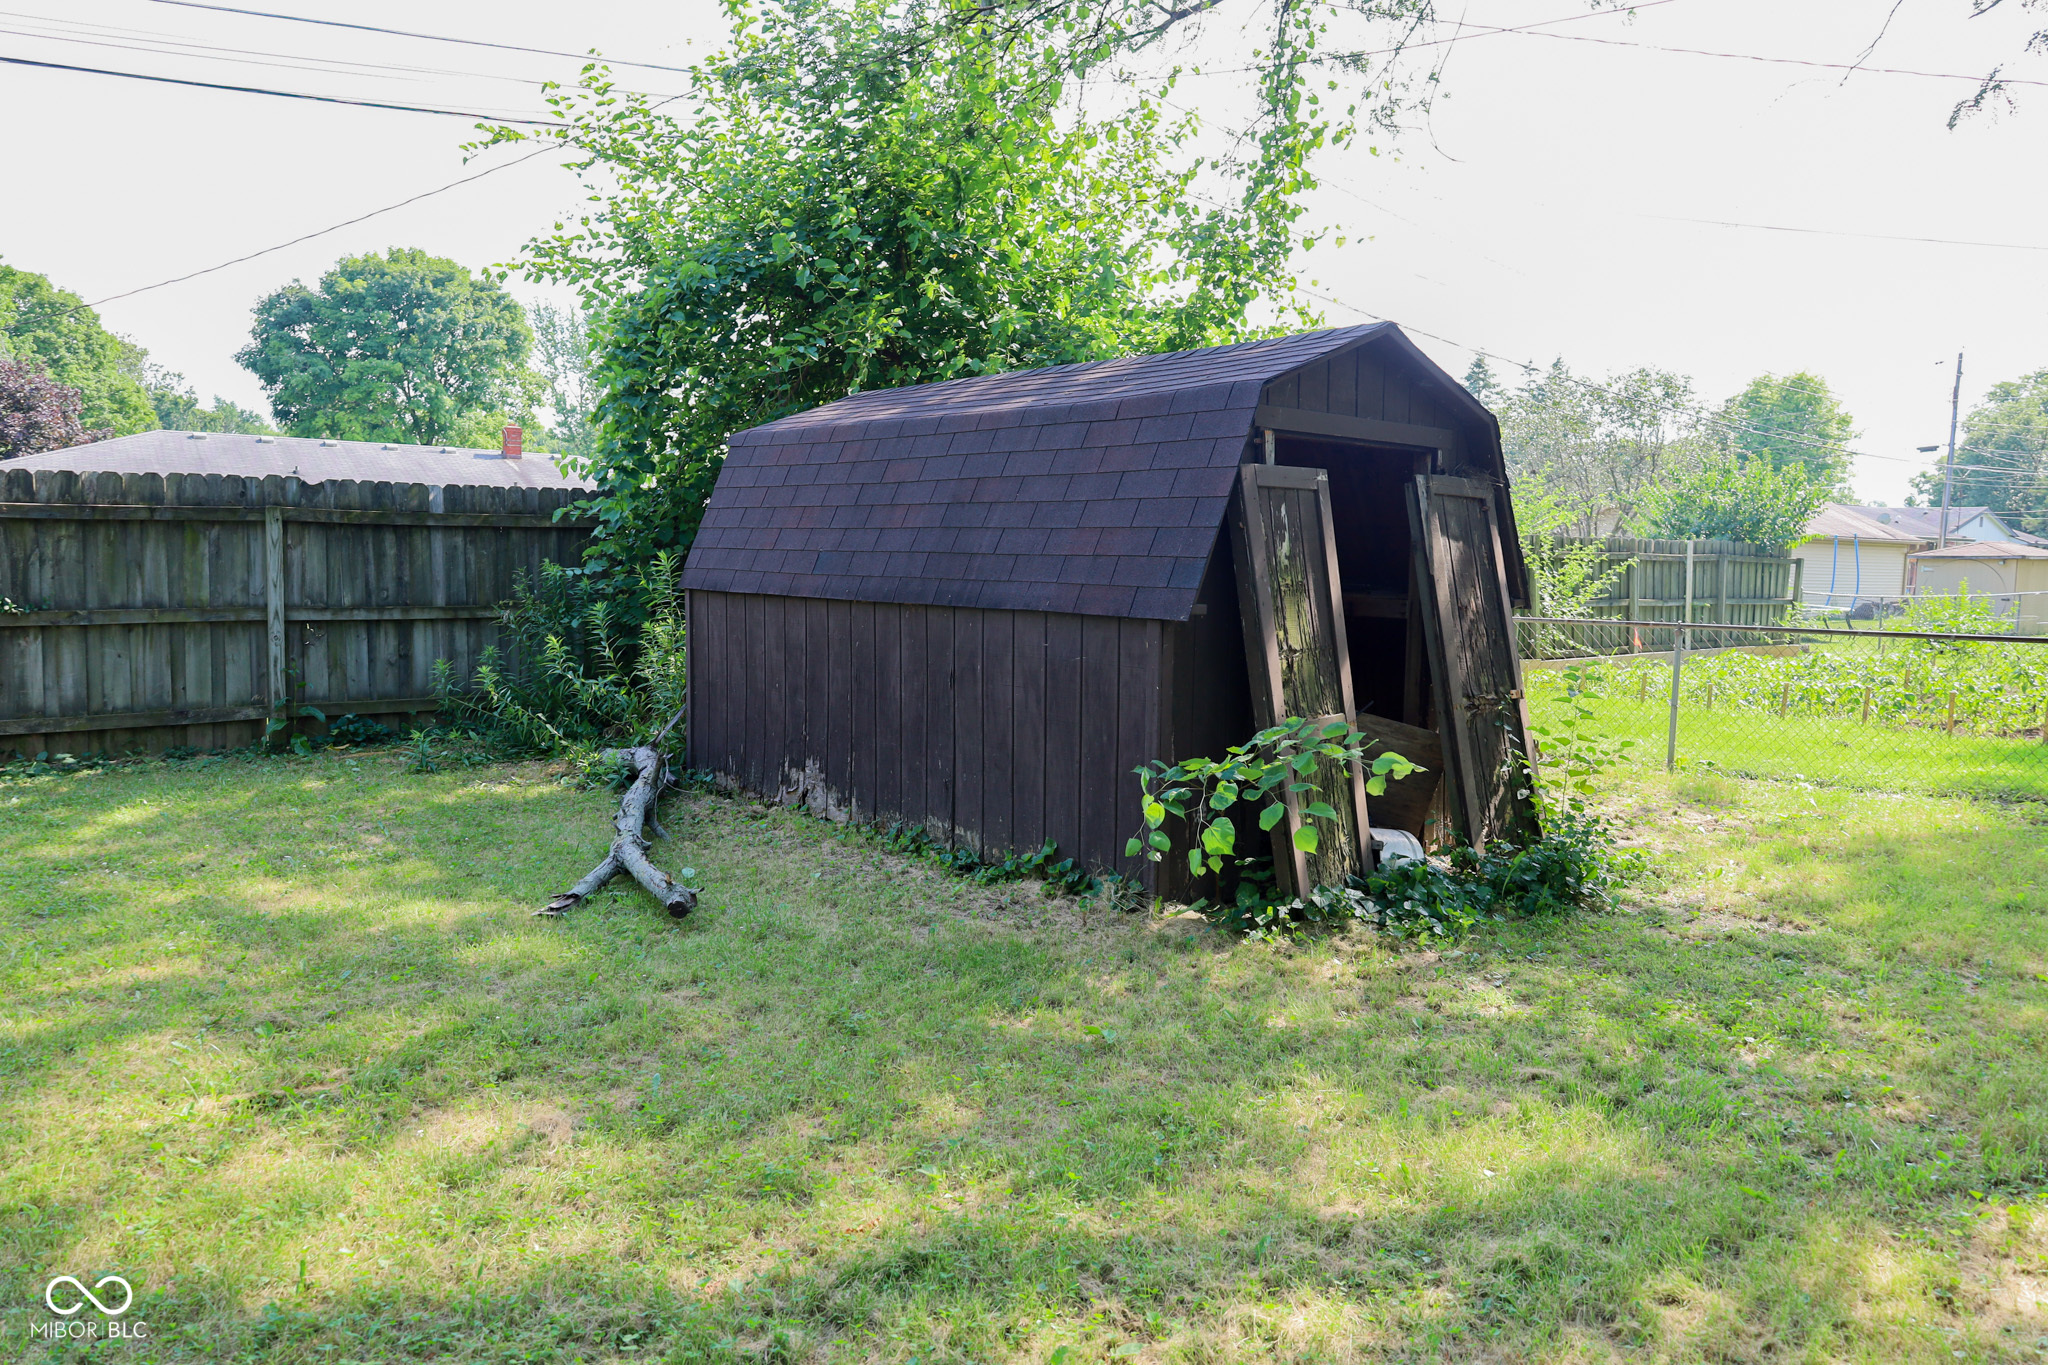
[539,744,697,919]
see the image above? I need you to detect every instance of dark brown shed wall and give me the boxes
[688,589,1168,882]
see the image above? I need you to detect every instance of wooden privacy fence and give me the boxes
[1558,535,1799,628]
[0,467,592,757]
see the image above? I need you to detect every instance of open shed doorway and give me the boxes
[1267,432,1450,847]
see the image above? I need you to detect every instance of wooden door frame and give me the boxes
[1406,472,1538,850]
[1229,461,1376,895]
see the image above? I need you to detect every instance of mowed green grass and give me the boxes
[2,754,2046,1363]
[1528,689,2048,802]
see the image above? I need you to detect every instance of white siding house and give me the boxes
[1792,506,1922,609]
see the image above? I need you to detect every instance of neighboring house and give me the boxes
[1792,505,1925,610]
[1907,541,2048,634]
[2,427,593,492]
[1792,503,2036,612]
[1858,504,2021,545]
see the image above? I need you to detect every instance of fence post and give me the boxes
[264,505,286,711]
[1666,544,1693,771]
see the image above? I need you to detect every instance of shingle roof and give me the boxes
[1864,505,1994,540]
[1802,504,1926,543]
[683,324,1416,621]
[1909,540,2048,560]
[3,430,593,490]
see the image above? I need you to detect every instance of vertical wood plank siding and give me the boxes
[0,469,590,756]
[1558,536,1796,628]
[1262,344,1483,475]
[687,590,1165,880]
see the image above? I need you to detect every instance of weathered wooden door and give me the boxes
[1229,463,1376,896]
[1406,474,1539,850]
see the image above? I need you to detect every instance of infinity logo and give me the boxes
[45,1275,133,1317]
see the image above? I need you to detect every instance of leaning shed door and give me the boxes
[1229,463,1376,897]
[1406,474,1539,850]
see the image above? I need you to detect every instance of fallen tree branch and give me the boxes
[539,744,698,919]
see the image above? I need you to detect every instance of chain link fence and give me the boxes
[1517,616,2048,800]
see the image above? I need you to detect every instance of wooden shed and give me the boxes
[682,323,1537,895]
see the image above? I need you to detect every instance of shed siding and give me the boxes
[1262,347,1474,470]
[688,590,1166,880]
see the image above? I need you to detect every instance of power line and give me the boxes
[0,52,564,122]
[1295,285,1950,474]
[0,10,572,88]
[146,0,694,75]
[1,146,558,335]
[1186,0,1691,75]
[1637,212,2048,254]
[1475,22,2048,91]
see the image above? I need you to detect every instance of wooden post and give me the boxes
[264,505,286,710]
[1861,684,1872,724]
[1779,681,1790,718]
[1947,691,1957,734]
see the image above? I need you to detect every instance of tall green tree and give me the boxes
[143,365,273,435]
[236,249,537,446]
[529,302,599,464]
[1908,369,2048,534]
[0,260,156,436]
[1633,454,1828,550]
[487,0,1444,568]
[1499,360,1709,523]
[1461,355,1503,407]
[1714,371,1856,493]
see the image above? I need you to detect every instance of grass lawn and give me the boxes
[3,753,2046,1363]
[1526,691,2048,802]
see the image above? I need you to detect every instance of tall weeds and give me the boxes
[435,551,687,754]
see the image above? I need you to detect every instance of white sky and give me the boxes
[2,0,2043,504]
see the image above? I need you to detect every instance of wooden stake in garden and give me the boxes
[539,712,697,919]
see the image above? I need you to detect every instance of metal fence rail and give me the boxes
[1516,616,2048,799]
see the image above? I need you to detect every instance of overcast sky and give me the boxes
[3,0,2043,503]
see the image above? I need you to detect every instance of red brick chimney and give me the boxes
[501,424,523,460]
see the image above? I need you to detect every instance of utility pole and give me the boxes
[1939,350,1964,548]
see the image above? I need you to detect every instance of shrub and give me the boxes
[435,552,688,755]
[1131,709,1640,940]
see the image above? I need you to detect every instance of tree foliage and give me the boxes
[1499,360,1708,525]
[143,365,273,435]
[0,356,100,459]
[1632,453,1829,550]
[236,248,538,446]
[1909,369,2048,535]
[0,261,156,436]
[530,302,599,463]
[489,0,1448,570]
[1714,371,1855,494]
